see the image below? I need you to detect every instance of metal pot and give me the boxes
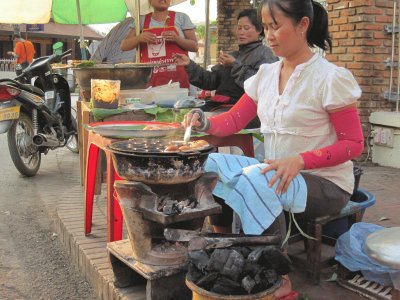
[73,63,155,93]
[107,139,215,184]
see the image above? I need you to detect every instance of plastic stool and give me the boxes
[289,188,376,283]
[84,130,123,242]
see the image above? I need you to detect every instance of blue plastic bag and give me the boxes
[335,222,399,286]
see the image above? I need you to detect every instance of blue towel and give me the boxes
[205,153,308,235]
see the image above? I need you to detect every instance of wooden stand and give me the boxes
[107,239,191,300]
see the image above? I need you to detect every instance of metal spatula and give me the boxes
[183,125,192,144]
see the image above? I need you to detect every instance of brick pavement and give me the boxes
[38,147,400,300]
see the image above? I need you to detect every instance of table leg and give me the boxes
[106,153,123,242]
[85,143,100,235]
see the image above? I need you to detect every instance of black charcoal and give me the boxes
[196,272,219,290]
[220,250,245,281]
[211,276,244,295]
[207,249,231,272]
[247,246,264,263]
[187,263,204,283]
[188,250,209,272]
[187,244,287,296]
[241,275,256,294]
[260,247,292,275]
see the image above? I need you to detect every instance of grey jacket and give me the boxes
[185,40,278,104]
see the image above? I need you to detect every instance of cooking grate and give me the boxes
[338,274,393,300]
[110,138,168,153]
[109,138,213,154]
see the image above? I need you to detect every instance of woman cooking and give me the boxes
[120,0,198,89]
[183,0,364,297]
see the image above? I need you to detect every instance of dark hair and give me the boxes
[258,0,332,51]
[238,8,265,37]
[13,34,21,39]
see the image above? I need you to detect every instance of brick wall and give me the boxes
[326,0,397,137]
[217,0,252,52]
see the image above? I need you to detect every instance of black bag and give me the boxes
[20,60,29,69]
[20,42,30,70]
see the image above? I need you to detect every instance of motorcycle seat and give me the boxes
[19,84,45,96]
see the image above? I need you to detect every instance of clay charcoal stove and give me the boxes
[187,245,291,295]
[114,172,221,266]
[108,138,215,184]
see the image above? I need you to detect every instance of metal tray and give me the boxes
[86,121,181,138]
[108,138,214,154]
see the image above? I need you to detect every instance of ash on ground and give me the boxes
[187,245,291,295]
[157,194,198,215]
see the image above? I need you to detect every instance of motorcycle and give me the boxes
[0,49,79,177]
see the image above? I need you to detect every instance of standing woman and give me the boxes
[183,0,364,297]
[121,0,198,89]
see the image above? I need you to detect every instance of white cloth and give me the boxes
[205,153,307,235]
[244,54,361,194]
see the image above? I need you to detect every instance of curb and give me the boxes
[35,148,145,300]
[54,196,146,299]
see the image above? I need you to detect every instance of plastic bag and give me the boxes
[335,222,400,287]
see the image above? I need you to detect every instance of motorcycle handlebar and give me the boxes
[50,49,73,64]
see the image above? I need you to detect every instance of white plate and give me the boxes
[86,122,181,138]
[122,103,157,110]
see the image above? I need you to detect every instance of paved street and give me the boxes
[0,133,96,299]
[0,125,399,299]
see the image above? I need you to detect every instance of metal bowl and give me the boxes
[72,63,155,93]
[107,140,215,184]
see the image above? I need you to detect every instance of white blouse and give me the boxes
[244,54,362,194]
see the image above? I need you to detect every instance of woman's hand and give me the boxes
[138,31,157,44]
[182,109,209,131]
[161,30,179,42]
[219,52,236,67]
[261,156,305,194]
[173,53,190,66]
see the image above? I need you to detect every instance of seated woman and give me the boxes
[183,0,364,298]
[174,8,278,128]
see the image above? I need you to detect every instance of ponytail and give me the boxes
[259,0,332,52]
[308,1,332,51]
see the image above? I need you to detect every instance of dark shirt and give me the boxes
[185,40,278,105]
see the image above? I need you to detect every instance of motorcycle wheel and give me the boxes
[66,107,79,153]
[7,112,41,177]
[66,134,79,153]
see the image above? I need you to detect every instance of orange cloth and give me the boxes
[14,40,35,64]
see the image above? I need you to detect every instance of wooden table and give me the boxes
[77,100,153,185]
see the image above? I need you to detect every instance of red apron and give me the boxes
[140,11,190,89]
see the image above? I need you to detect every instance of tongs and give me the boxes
[183,124,192,144]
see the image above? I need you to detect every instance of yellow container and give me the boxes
[185,277,281,300]
[91,79,120,109]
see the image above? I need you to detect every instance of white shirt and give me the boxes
[244,54,362,193]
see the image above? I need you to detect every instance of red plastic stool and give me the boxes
[84,130,123,242]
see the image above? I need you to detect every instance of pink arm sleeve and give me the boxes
[206,93,258,136]
[300,107,364,169]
